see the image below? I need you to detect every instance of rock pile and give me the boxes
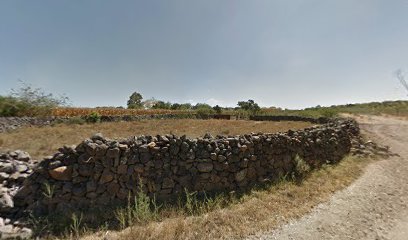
[0,117,55,133]
[350,137,397,158]
[12,119,360,217]
[0,151,35,239]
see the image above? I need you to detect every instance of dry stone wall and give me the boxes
[11,118,360,216]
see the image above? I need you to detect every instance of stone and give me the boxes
[106,148,120,158]
[117,164,127,175]
[72,185,86,197]
[99,169,114,184]
[15,150,31,161]
[48,166,73,181]
[0,192,14,211]
[86,192,98,199]
[162,178,175,189]
[107,182,120,195]
[217,155,227,162]
[197,162,213,173]
[78,165,93,177]
[0,163,13,174]
[91,133,105,142]
[0,172,9,181]
[235,169,247,182]
[15,164,28,173]
[85,143,98,156]
[86,181,97,192]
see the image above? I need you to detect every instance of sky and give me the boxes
[1,0,408,109]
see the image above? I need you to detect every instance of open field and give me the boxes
[0,119,313,159]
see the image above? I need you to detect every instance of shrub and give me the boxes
[0,81,70,117]
[196,108,215,119]
[85,112,101,123]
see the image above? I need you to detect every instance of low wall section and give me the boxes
[13,118,360,214]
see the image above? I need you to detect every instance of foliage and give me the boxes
[85,112,101,123]
[196,108,215,118]
[10,81,70,107]
[152,101,172,109]
[193,103,213,110]
[0,82,70,117]
[127,92,143,109]
[115,187,161,228]
[213,105,222,114]
[293,154,311,180]
[237,99,260,115]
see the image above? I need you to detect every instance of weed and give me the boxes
[293,154,311,180]
[70,213,83,239]
[42,182,55,199]
[114,186,161,229]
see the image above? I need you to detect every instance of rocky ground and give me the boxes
[0,151,36,239]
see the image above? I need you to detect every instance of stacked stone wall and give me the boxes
[12,118,360,215]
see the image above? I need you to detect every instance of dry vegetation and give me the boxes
[79,155,374,240]
[0,119,313,159]
[51,107,190,117]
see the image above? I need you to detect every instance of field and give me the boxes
[0,119,313,160]
[51,107,191,117]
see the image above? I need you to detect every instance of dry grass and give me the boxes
[80,155,374,240]
[0,119,313,159]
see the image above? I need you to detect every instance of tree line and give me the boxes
[127,91,261,115]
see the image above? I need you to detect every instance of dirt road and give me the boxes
[247,115,408,240]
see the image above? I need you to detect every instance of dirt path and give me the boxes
[247,115,408,240]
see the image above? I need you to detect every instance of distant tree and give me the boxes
[193,103,212,110]
[179,103,193,110]
[213,105,222,114]
[127,92,143,109]
[237,99,260,115]
[170,102,193,110]
[171,103,181,110]
[152,101,172,109]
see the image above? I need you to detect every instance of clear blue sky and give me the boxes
[1,0,407,109]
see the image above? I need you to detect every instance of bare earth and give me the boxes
[247,115,408,240]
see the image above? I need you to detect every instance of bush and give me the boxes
[196,108,215,119]
[0,82,70,117]
[319,108,338,118]
[85,112,101,123]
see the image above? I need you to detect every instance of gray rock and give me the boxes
[15,150,30,162]
[0,192,13,211]
[162,178,175,189]
[197,162,213,173]
[91,133,105,142]
[235,169,247,182]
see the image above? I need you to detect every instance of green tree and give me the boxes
[237,99,260,115]
[127,92,143,109]
[213,105,222,114]
[152,101,172,109]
